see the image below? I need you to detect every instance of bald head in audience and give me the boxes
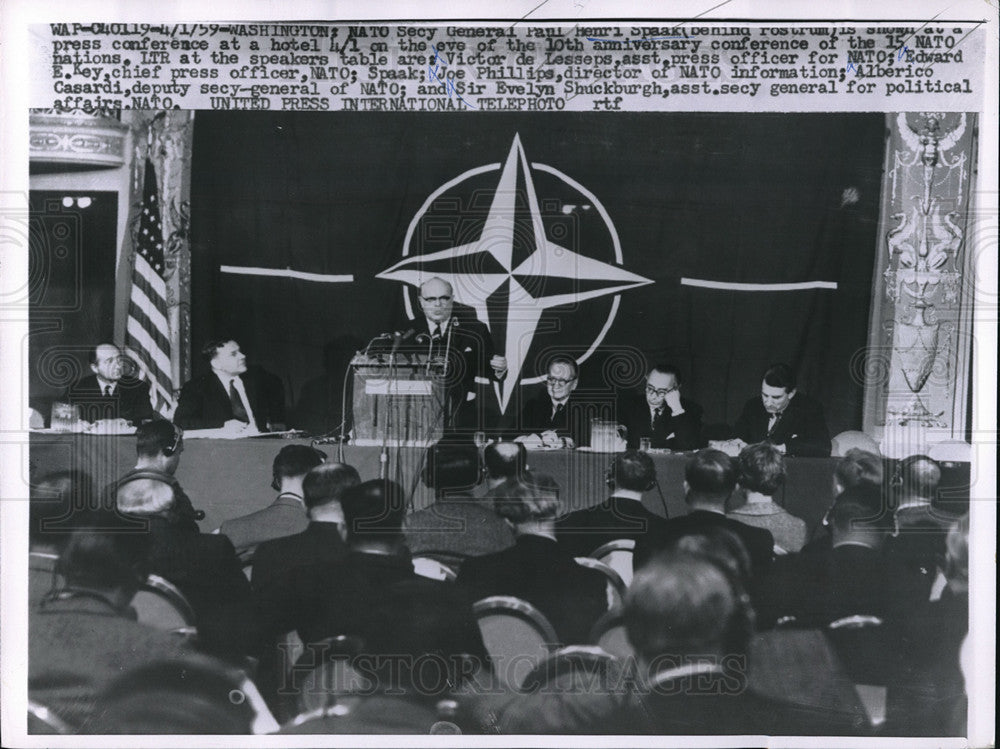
[483,442,528,489]
[895,455,942,508]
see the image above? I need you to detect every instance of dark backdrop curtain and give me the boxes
[190,113,884,435]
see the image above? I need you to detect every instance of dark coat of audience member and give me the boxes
[885,514,969,736]
[456,476,609,646]
[294,480,486,668]
[116,479,260,658]
[634,449,774,576]
[556,450,669,558]
[252,462,360,641]
[755,485,899,629]
[884,455,957,600]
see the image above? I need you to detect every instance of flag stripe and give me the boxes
[126,317,173,380]
[129,280,170,336]
[127,299,171,356]
[133,256,169,306]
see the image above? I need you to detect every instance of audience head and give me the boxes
[684,449,738,510]
[943,514,969,594]
[667,527,754,588]
[302,462,361,511]
[828,491,886,547]
[833,448,884,495]
[737,442,786,497]
[135,420,184,474]
[272,444,326,491]
[55,524,150,599]
[490,475,560,526]
[30,470,94,550]
[422,441,481,494]
[545,356,579,402]
[418,276,455,325]
[625,551,754,666]
[645,363,682,409]
[89,343,125,384]
[831,430,881,458]
[87,655,258,734]
[760,363,796,414]
[610,450,657,493]
[202,338,247,377]
[483,441,528,483]
[116,478,175,518]
[340,479,407,542]
[894,454,942,504]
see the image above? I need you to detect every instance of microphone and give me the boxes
[391,328,415,356]
[362,332,392,357]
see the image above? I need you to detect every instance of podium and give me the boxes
[350,353,447,447]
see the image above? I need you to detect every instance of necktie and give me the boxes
[104,385,112,397]
[652,406,663,423]
[767,412,782,436]
[229,379,249,423]
[552,402,564,424]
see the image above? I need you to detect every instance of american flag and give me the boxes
[125,159,176,416]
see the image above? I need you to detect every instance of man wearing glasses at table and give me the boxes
[621,363,705,451]
[515,356,587,448]
[414,277,507,431]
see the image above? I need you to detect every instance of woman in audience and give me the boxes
[728,442,808,553]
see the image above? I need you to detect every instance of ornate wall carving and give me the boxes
[865,112,977,456]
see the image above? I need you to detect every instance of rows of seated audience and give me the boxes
[27,423,970,736]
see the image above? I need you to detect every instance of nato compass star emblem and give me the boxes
[378,134,653,413]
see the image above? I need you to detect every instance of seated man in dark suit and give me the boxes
[456,475,609,645]
[634,449,774,576]
[556,449,669,558]
[404,441,515,566]
[218,444,327,562]
[514,356,588,448]
[116,478,260,659]
[301,480,483,659]
[252,461,360,639]
[174,338,285,433]
[29,523,194,731]
[733,363,831,457]
[755,485,893,629]
[621,363,703,451]
[886,454,956,599]
[63,343,154,425]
